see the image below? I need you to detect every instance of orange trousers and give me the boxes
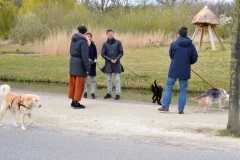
[68,75,85,101]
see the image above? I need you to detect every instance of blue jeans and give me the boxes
[162,77,188,110]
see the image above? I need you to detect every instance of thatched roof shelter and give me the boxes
[192,6,220,25]
[191,6,225,50]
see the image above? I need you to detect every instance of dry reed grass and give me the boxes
[34,26,228,55]
[34,27,176,55]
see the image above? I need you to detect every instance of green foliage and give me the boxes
[19,0,75,14]
[216,25,231,39]
[0,0,18,39]
[10,12,48,45]
[63,4,91,31]
[2,1,233,43]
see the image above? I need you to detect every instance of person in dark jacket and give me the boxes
[68,26,90,109]
[101,29,124,100]
[158,26,198,114]
[83,32,97,99]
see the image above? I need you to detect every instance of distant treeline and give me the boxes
[0,0,234,44]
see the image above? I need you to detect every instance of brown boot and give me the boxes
[179,110,184,114]
[158,107,169,111]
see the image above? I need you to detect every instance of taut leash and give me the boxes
[191,69,214,88]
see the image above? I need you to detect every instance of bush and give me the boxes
[216,25,230,39]
[10,12,48,45]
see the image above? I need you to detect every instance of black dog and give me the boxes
[151,80,163,105]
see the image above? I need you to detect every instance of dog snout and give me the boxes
[38,104,42,108]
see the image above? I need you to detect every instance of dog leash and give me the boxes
[191,69,214,88]
[124,66,152,85]
[96,62,152,85]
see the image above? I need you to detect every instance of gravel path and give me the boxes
[1,88,240,150]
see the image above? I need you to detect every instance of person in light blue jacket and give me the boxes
[158,26,198,114]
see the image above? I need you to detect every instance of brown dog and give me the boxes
[0,84,41,130]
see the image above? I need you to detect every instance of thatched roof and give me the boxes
[192,6,220,25]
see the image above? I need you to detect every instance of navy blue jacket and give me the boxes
[88,42,97,76]
[69,33,90,76]
[168,36,198,80]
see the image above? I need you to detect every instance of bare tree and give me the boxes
[227,0,240,133]
[207,0,235,17]
[91,0,118,12]
[155,0,193,8]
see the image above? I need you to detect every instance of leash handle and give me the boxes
[191,69,214,88]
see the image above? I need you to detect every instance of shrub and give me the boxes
[10,12,48,45]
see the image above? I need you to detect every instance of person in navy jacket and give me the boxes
[158,26,198,114]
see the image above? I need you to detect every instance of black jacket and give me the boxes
[88,42,97,76]
[101,38,124,73]
[69,33,90,76]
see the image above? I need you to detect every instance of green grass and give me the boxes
[217,129,240,138]
[0,42,231,93]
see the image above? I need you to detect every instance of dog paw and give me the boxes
[0,124,2,127]
[28,122,33,127]
[22,127,26,130]
[14,124,20,127]
[194,110,198,113]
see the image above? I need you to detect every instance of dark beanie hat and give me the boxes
[78,26,87,34]
[178,26,187,36]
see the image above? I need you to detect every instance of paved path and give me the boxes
[0,88,240,158]
[0,126,240,160]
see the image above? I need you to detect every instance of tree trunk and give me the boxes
[227,0,240,133]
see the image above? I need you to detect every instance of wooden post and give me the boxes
[212,25,226,50]
[192,25,200,41]
[208,24,216,51]
[199,27,204,50]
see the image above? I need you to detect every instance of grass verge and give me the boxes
[0,42,231,93]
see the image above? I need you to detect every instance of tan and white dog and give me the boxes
[0,84,41,130]
[191,88,228,113]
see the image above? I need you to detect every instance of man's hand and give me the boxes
[111,59,117,64]
[94,59,97,63]
[86,72,89,74]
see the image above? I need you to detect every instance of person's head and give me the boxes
[77,26,87,35]
[178,26,187,37]
[106,29,114,39]
[86,32,92,41]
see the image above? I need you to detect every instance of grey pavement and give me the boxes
[0,125,240,160]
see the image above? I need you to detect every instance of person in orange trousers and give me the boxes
[68,25,90,109]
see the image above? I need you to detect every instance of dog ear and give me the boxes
[154,80,157,87]
[27,96,32,101]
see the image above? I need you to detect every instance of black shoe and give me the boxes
[71,101,74,106]
[91,93,95,99]
[179,110,184,114]
[72,101,85,109]
[104,93,112,99]
[115,95,120,100]
[83,93,87,98]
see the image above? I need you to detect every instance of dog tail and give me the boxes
[190,97,205,102]
[0,84,11,96]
